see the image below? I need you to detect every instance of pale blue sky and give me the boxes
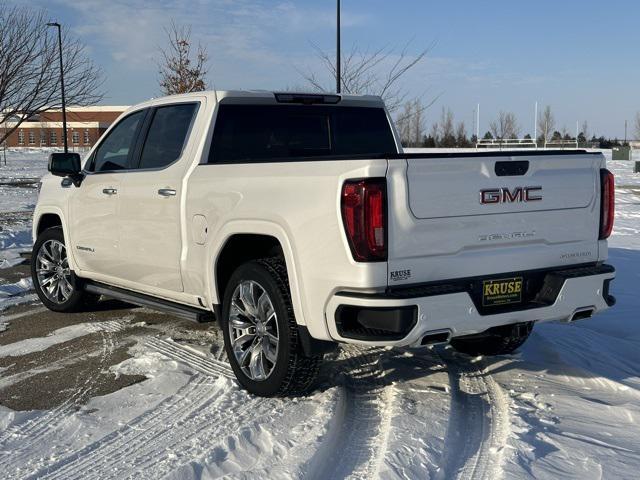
[23,0,640,137]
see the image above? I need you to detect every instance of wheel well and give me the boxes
[215,234,284,300]
[37,213,63,236]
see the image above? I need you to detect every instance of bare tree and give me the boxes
[395,100,414,146]
[157,22,208,95]
[429,122,439,146]
[0,4,103,145]
[300,41,433,112]
[635,112,640,140]
[394,97,443,147]
[537,105,555,144]
[490,111,520,140]
[394,93,440,143]
[439,107,455,147]
[581,120,589,141]
[412,99,424,146]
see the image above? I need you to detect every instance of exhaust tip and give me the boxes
[570,308,595,322]
[420,330,452,346]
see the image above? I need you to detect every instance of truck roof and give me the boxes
[128,90,387,111]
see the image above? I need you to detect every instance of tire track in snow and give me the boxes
[436,349,510,480]
[0,321,124,454]
[35,376,275,479]
[126,389,274,479]
[0,319,128,476]
[26,336,276,479]
[145,336,234,378]
[26,374,217,480]
[304,345,394,480]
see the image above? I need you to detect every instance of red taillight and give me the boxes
[341,178,387,262]
[599,169,614,240]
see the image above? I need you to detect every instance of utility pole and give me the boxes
[534,101,538,142]
[47,22,68,153]
[472,106,475,140]
[336,0,341,94]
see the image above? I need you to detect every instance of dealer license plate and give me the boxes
[482,276,523,307]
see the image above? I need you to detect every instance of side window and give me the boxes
[91,110,145,172]
[138,103,197,170]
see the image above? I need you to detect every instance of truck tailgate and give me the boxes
[386,152,605,286]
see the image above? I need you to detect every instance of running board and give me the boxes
[84,281,215,323]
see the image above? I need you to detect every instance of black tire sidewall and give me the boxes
[31,227,84,312]
[221,261,295,396]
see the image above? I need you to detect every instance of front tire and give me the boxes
[31,227,97,312]
[450,321,534,356]
[221,258,322,396]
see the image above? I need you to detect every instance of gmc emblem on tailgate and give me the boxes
[480,186,542,204]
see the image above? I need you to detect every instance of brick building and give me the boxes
[1,106,129,149]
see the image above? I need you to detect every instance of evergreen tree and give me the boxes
[423,135,436,148]
[455,121,468,147]
[577,132,587,144]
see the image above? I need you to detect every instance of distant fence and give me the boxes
[475,138,587,150]
[544,139,579,149]
[476,138,537,149]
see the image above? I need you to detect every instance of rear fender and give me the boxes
[206,220,307,326]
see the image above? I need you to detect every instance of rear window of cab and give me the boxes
[208,104,397,163]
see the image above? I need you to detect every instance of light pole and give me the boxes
[46,22,68,153]
[336,0,341,94]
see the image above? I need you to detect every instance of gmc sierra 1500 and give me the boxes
[32,91,615,396]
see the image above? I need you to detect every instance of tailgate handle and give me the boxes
[495,160,529,176]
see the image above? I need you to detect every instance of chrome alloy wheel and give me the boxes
[35,239,73,304]
[228,280,279,381]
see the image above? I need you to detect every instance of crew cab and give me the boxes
[32,91,616,396]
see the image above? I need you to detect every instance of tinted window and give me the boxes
[209,105,396,163]
[139,103,197,169]
[91,110,145,172]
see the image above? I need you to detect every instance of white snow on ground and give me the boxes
[0,278,37,312]
[0,226,32,269]
[0,148,51,212]
[0,149,66,269]
[0,148,639,479]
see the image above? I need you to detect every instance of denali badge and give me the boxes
[480,186,542,204]
[479,231,536,241]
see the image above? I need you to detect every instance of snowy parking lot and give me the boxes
[0,149,639,479]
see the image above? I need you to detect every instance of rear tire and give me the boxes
[221,257,322,396]
[450,321,534,356]
[31,227,98,312]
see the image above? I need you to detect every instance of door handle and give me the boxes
[157,188,176,197]
[102,188,117,195]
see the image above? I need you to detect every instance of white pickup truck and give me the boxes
[32,91,616,396]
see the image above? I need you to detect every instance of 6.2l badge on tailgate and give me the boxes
[482,277,523,306]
